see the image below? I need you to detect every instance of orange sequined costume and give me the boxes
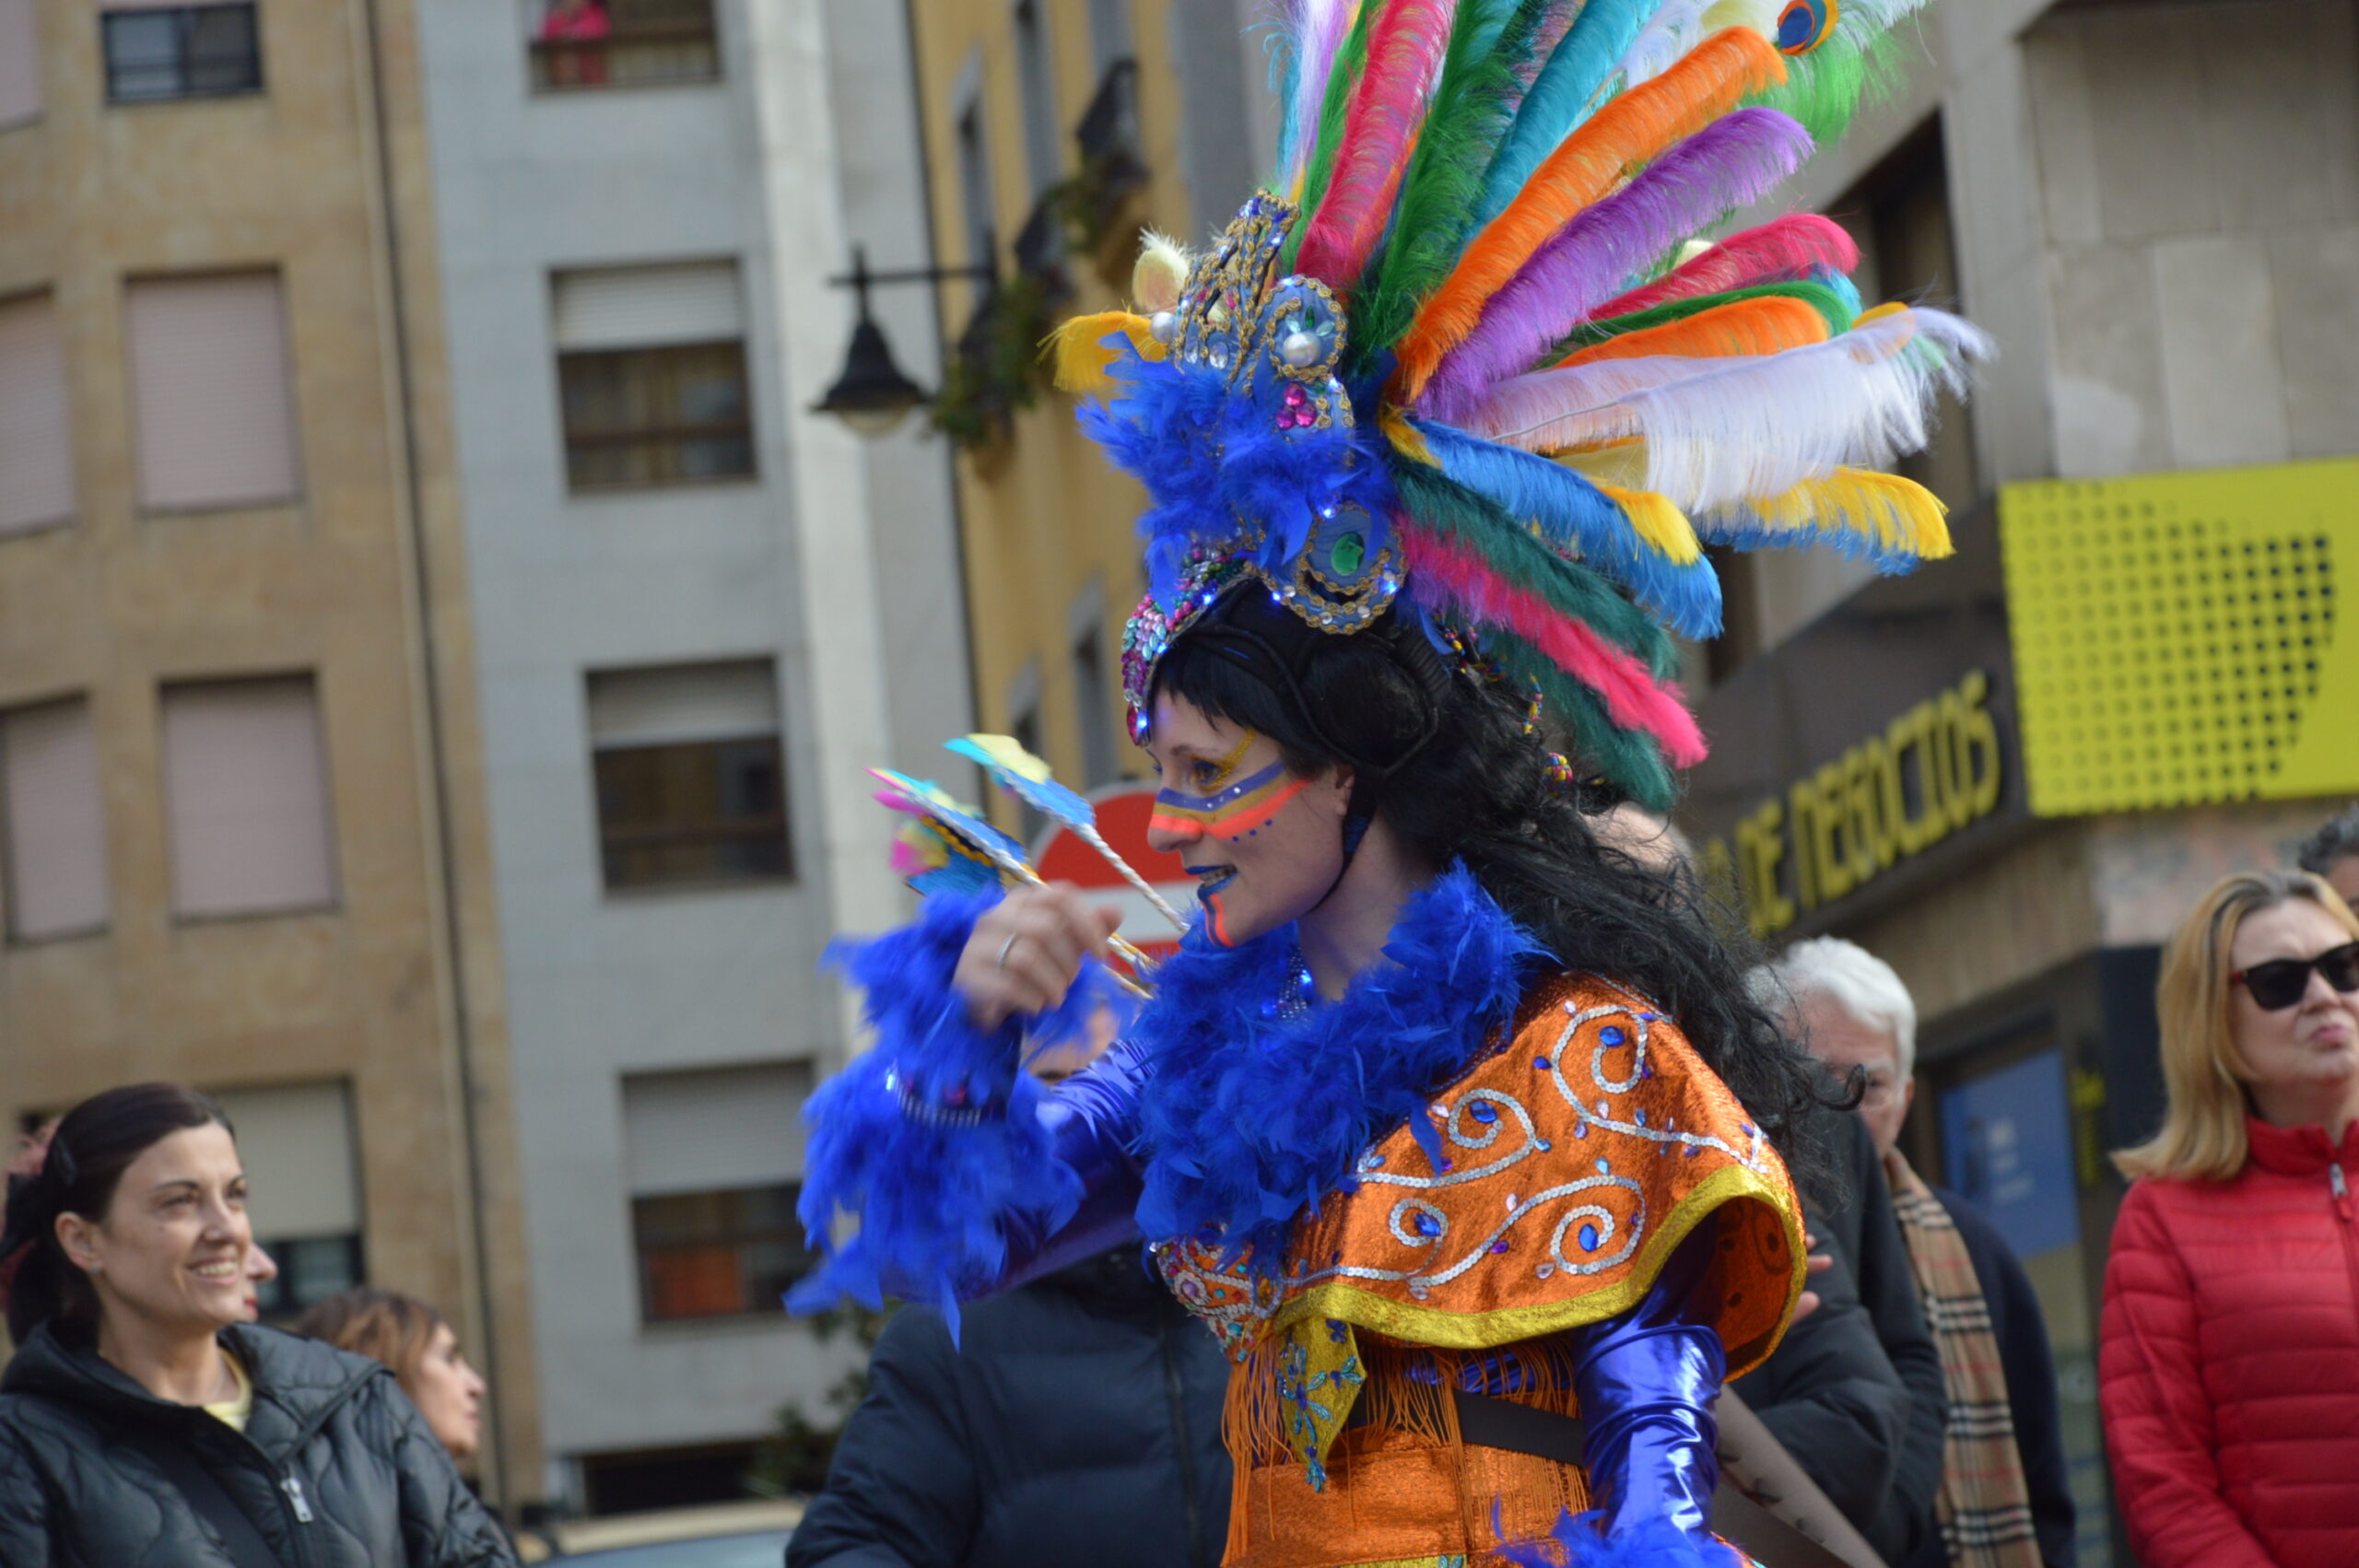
[1157,973,1802,1568]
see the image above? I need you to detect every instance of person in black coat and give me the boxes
[787,1244,1231,1568]
[0,1082,514,1567]
[1734,1109,1949,1564]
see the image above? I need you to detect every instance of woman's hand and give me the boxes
[955,884,1123,1032]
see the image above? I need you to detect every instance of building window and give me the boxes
[527,0,718,92]
[1073,625,1117,788]
[587,659,791,892]
[0,0,42,128]
[161,676,337,919]
[125,272,300,511]
[623,1063,816,1323]
[955,89,997,275]
[553,261,752,490]
[1013,0,1061,198]
[101,2,262,104]
[0,698,108,942]
[1085,0,1132,79]
[0,292,75,536]
[210,1082,364,1319]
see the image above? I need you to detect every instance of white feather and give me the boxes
[1615,0,1713,88]
[1464,309,1996,512]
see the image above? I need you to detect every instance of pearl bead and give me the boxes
[1149,310,1178,343]
[1279,330,1321,368]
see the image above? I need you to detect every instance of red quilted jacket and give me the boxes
[2098,1117,2359,1568]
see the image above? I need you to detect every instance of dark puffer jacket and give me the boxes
[0,1319,515,1568]
[788,1245,1233,1568]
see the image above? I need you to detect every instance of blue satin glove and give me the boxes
[994,1036,1152,1289]
[1572,1219,1728,1545]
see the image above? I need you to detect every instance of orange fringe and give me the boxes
[1391,28,1787,404]
[1554,294,1832,369]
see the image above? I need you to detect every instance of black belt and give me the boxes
[1449,1387,1886,1568]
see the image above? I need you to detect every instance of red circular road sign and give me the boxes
[1032,783,1195,957]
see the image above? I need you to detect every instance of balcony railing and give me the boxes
[529,0,719,90]
[1068,57,1147,245]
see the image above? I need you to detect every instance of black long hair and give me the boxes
[0,1083,231,1342]
[1156,592,1840,1193]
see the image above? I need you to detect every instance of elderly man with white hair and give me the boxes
[1760,938,2078,1568]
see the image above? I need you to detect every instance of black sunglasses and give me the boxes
[2232,941,2359,1011]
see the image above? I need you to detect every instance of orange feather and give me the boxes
[1391,29,1786,404]
[1554,295,1831,369]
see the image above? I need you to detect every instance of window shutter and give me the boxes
[162,677,337,918]
[622,1062,813,1196]
[553,262,743,352]
[0,0,39,126]
[210,1082,359,1239]
[0,294,74,534]
[587,659,779,748]
[126,273,299,510]
[1,700,108,940]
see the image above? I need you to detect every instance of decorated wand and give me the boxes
[870,767,1158,996]
[945,733,1190,934]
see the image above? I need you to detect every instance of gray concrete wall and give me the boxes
[2025,0,2359,478]
[410,0,958,1481]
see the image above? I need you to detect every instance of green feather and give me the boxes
[1485,632,1679,811]
[1278,0,1385,275]
[1393,463,1674,673]
[1352,0,1549,359]
[1552,278,1860,356]
[1753,24,1911,147]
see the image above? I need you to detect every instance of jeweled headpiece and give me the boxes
[1057,0,1986,809]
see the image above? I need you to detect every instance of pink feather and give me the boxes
[1400,526,1708,766]
[1591,215,1859,319]
[1295,0,1461,288]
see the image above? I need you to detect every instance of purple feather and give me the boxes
[1415,108,1814,424]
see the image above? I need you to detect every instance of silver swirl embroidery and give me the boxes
[1355,1088,1540,1188]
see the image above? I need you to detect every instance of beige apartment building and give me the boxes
[0,0,539,1506]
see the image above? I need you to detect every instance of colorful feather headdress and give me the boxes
[1056,0,1988,811]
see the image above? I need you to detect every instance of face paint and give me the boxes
[1150,758,1310,841]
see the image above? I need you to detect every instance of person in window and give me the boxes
[537,0,610,88]
[2101,871,2359,1568]
[299,1288,489,1465]
[1757,938,2075,1568]
[0,1082,517,1567]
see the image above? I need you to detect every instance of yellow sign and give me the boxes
[2000,459,2359,815]
[1701,672,2004,939]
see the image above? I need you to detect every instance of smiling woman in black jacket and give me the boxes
[0,1082,514,1568]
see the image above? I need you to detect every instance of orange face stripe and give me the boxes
[1150,760,1310,841]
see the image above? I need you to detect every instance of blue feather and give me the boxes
[1129,864,1543,1279]
[1411,419,1724,638]
[1079,341,1397,605]
[1473,0,1661,228]
[790,891,1113,1338]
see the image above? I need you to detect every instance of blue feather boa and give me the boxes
[1130,864,1544,1274]
[789,891,1112,1334]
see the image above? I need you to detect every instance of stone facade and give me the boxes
[0,0,537,1504]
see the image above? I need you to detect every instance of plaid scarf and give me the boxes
[1884,1149,2044,1568]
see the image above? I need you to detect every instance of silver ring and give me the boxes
[994,930,1022,970]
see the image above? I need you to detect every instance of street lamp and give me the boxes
[813,245,995,439]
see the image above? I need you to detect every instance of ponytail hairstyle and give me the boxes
[1153,596,1841,1193]
[0,1083,231,1343]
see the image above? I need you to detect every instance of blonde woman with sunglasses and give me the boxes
[2100,870,2359,1568]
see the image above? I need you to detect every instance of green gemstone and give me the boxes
[1331,531,1365,577]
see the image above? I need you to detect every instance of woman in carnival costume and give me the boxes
[795,2,1988,1564]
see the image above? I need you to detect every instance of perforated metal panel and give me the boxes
[2000,459,2359,816]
